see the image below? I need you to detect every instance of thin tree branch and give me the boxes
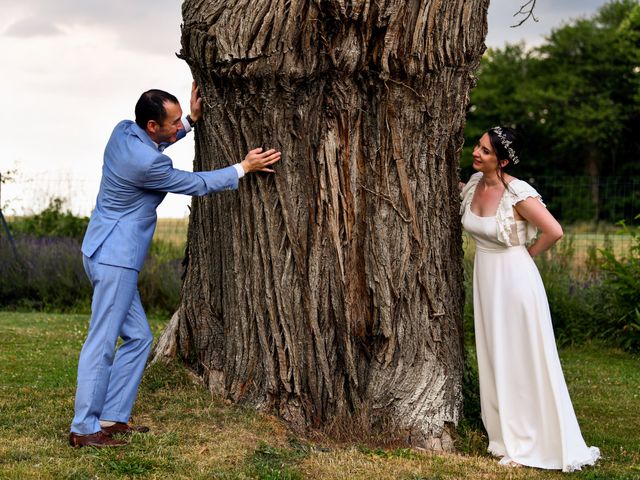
[511,0,539,28]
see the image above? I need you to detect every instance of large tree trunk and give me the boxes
[156,0,488,450]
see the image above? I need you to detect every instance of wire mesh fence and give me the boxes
[532,176,640,226]
[532,176,639,270]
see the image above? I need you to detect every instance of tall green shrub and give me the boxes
[2,199,184,315]
[9,197,89,240]
[536,237,606,346]
[599,216,640,351]
[138,240,184,316]
[0,235,91,311]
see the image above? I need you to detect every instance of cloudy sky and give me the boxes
[0,0,610,217]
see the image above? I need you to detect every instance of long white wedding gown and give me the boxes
[461,174,599,472]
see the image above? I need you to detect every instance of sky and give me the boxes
[0,0,610,217]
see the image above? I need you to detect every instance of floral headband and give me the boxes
[491,126,519,164]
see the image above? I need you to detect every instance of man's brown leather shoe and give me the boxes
[101,422,150,436]
[69,431,128,448]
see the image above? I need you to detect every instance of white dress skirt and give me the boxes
[462,207,600,472]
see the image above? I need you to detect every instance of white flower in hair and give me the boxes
[491,126,520,164]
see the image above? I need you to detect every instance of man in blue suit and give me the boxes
[69,82,280,448]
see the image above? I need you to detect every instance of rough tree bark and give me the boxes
[155,0,488,450]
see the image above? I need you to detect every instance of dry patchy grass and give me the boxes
[153,218,189,248]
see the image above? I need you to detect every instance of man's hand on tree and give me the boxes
[189,81,203,123]
[241,148,281,174]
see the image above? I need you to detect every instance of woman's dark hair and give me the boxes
[135,89,179,130]
[486,125,520,190]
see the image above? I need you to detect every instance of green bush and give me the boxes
[461,254,482,430]
[1,200,184,316]
[138,240,184,316]
[461,344,482,429]
[0,235,91,312]
[0,235,183,316]
[461,254,476,346]
[536,237,606,347]
[598,216,640,351]
[9,197,89,240]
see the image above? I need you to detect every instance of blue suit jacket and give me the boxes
[81,120,238,271]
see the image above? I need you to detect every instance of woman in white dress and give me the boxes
[460,126,600,471]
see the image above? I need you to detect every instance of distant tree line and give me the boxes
[463,0,640,223]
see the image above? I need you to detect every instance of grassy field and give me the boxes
[1,311,639,479]
[155,218,634,257]
[154,218,189,248]
[154,218,635,279]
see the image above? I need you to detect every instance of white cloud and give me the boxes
[3,16,64,37]
[0,0,182,54]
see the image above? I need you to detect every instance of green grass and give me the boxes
[0,311,639,479]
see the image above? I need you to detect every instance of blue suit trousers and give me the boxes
[70,249,153,434]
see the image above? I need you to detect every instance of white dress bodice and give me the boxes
[462,209,529,251]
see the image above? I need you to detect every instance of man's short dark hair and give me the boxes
[135,90,179,129]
